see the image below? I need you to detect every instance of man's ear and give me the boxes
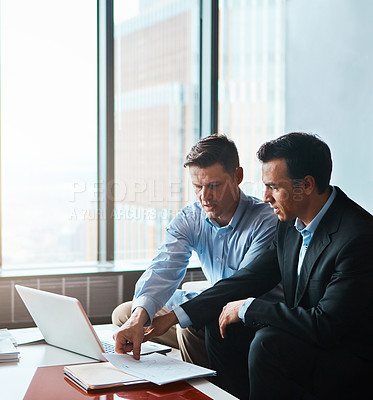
[303,175,316,194]
[235,167,244,185]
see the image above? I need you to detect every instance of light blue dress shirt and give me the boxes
[295,186,337,274]
[132,190,278,325]
[238,186,337,322]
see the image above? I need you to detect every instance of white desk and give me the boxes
[0,325,237,400]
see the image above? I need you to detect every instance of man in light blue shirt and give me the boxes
[112,134,279,367]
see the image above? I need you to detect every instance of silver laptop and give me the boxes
[15,284,115,361]
[15,285,171,361]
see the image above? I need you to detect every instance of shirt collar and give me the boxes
[295,186,337,234]
[205,189,246,229]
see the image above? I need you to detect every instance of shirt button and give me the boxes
[216,257,220,262]
[218,234,222,239]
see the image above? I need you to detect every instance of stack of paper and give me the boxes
[64,353,216,391]
[0,328,18,345]
[64,362,145,390]
[0,337,20,362]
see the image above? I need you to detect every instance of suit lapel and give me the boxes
[294,231,331,305]
[294,189,344,305]
[283,225,302,307]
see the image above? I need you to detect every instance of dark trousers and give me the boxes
[205,321,373,400]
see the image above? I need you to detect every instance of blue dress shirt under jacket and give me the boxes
[238,186,337,322]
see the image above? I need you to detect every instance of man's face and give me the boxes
[189,163,243,227]
[262,158,305,221]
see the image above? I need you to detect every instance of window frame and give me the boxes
[98,0,115,263]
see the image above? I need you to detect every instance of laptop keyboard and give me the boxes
[101,341,116,353]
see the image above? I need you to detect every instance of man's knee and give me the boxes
[250,326,279,347]
[111,301,132,326]
[204,320,221,343]
[176,325,208,367]
[176,326,205,345]
[249,326,291,368]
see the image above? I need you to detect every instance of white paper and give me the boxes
[9,329,44,345]
[0,329,17,345]
[103,352,216,385]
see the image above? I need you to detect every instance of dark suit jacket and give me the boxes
[181,187,373,361]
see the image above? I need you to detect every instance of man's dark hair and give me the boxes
[257,132,332,193]
[184,134,240,174]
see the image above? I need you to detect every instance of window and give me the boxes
[218,0,285,198]
[0,0,97,266]
[2,0,370,271]
[113,0,201,260]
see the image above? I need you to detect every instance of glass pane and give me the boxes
[218,0,285,198]
[0,0,97,266]
[114,0,200,260]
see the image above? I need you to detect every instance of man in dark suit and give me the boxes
[120,133,373,399]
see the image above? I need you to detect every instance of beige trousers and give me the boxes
[112,301,208,368]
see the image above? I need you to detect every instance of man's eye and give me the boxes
[209,184,219,190]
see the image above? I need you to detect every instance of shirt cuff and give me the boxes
[173,306,192,328]
[238,298,256,322]
[132,297,157,323]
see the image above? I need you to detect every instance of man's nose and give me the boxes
[263,187,272,203]
[201,186,212,201]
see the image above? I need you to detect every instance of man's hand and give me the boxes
[219,299,246,339]
[143,311,178,342]
[113,307,149,360]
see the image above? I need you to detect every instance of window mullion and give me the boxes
[97,0,114,262]
[200,0,219,137]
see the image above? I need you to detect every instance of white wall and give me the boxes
[285,0,373,212]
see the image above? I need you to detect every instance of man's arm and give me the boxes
[237,205,277,268]
[113,209,196,358]
[143,246,279,343]
[131,208,195,321]
[144,299,250,342]
[181,246,280,331]
[143,311,179,343]
[144,247,279,343]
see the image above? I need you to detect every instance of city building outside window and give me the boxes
[218,0,285,199]
[113,0,201,260]
[0,0,97,266]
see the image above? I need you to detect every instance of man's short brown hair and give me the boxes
[184,134,240,174]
